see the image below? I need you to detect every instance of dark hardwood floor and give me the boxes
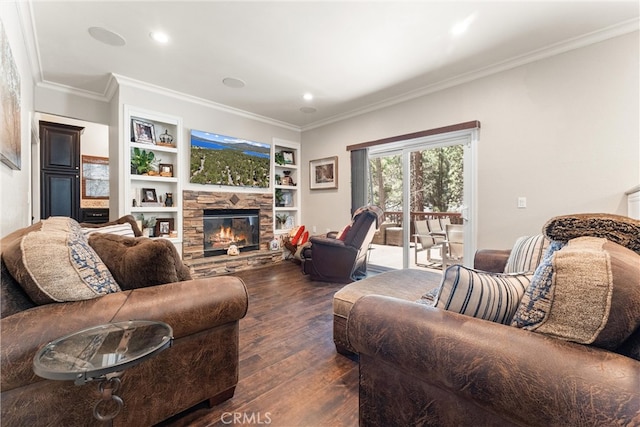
[163,262,360,427]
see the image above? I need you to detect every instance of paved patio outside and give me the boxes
[368,243,443,274]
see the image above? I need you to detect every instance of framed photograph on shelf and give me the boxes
[159,163,174,177]
[141,188,157,203]
[309,156,338,190]
[282,150,295,165]
[282,191,293,207]
[155,218,175,237]
[132,119,156,144]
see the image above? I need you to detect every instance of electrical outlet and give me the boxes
[517,197,527,208]
[312,225,317,233]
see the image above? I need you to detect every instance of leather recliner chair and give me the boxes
[302,207,382,284]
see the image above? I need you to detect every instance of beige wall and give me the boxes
[300,32,640,249]
[0,4,35,237]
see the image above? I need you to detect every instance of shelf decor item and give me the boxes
[157,129,174,146]
[310,156,338,190]
[131,147,158,175]
[159,163,173,177]
[155,218,175,237]
[281,170,295,186]
[132,119,156,144]
[282,151,295,165]
[141,188,157,203]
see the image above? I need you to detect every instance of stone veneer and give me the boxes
[183,190,282,278]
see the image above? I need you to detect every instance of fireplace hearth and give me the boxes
[203,209,260,257]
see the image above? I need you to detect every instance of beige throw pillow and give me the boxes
[2,217,120,305]
[512,237,640,349]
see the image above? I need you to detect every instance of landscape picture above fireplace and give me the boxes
[203,209,260,257]
[190,130,270,188]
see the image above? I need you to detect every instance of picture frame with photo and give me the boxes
[132,119,156,144]
[282,150,295,165]
[159,163,174,177]
[141,188,157,203]
[155,218,175,237]
[309,156,338,190]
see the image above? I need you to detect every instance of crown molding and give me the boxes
[112,74,301,132]
[17,0,42,86]
[301,18,640,132]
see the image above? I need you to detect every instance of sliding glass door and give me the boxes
[367,128,477,270]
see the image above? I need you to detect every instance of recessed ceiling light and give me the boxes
[223,77,246,88]
[150,31,170,44]
[88,27,126,46]
[303,93,314,101]
[300,107,317,114]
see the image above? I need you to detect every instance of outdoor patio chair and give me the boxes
[442,223,464,269]
[413,219,443,267]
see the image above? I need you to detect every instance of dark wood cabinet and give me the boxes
[40,121,84,221]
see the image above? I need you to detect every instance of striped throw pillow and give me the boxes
[434,265,532,324]
[504,234,550,273]
[82,223,135,237]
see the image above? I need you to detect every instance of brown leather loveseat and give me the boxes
[1,216,249,426]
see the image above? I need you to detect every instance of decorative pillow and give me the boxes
[337,224,352,241]
[2,217,120,305]
[88,233,191,290]
[504,234,549,273]
[543,213,640,255]
[80,214,143,237]
[434,265,532,324]
[511,237,640,350]
[82,222,135,237]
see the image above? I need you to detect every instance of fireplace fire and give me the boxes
[203,209,260,257]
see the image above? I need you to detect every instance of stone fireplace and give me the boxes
[183,190,280,277]
[203,208,260,256]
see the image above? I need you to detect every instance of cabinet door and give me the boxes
[40,121,82,171]
[41,171,80,220]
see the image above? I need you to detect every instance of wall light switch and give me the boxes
[518,197,527,208]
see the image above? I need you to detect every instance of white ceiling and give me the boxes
[23,1,639,129]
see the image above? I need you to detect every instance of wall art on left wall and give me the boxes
[0,20,21,170]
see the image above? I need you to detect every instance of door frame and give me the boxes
[368,127,479,269]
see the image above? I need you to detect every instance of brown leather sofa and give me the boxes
[348,294,640,426]
[346,230,640,426]
[1,218,249,426]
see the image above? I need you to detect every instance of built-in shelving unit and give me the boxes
[272,138,301,235]
[122,105,183,253]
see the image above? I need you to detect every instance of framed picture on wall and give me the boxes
[309,156,338,190]
[81,155,109,199]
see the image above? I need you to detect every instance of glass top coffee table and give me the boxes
[33,320,173,422]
